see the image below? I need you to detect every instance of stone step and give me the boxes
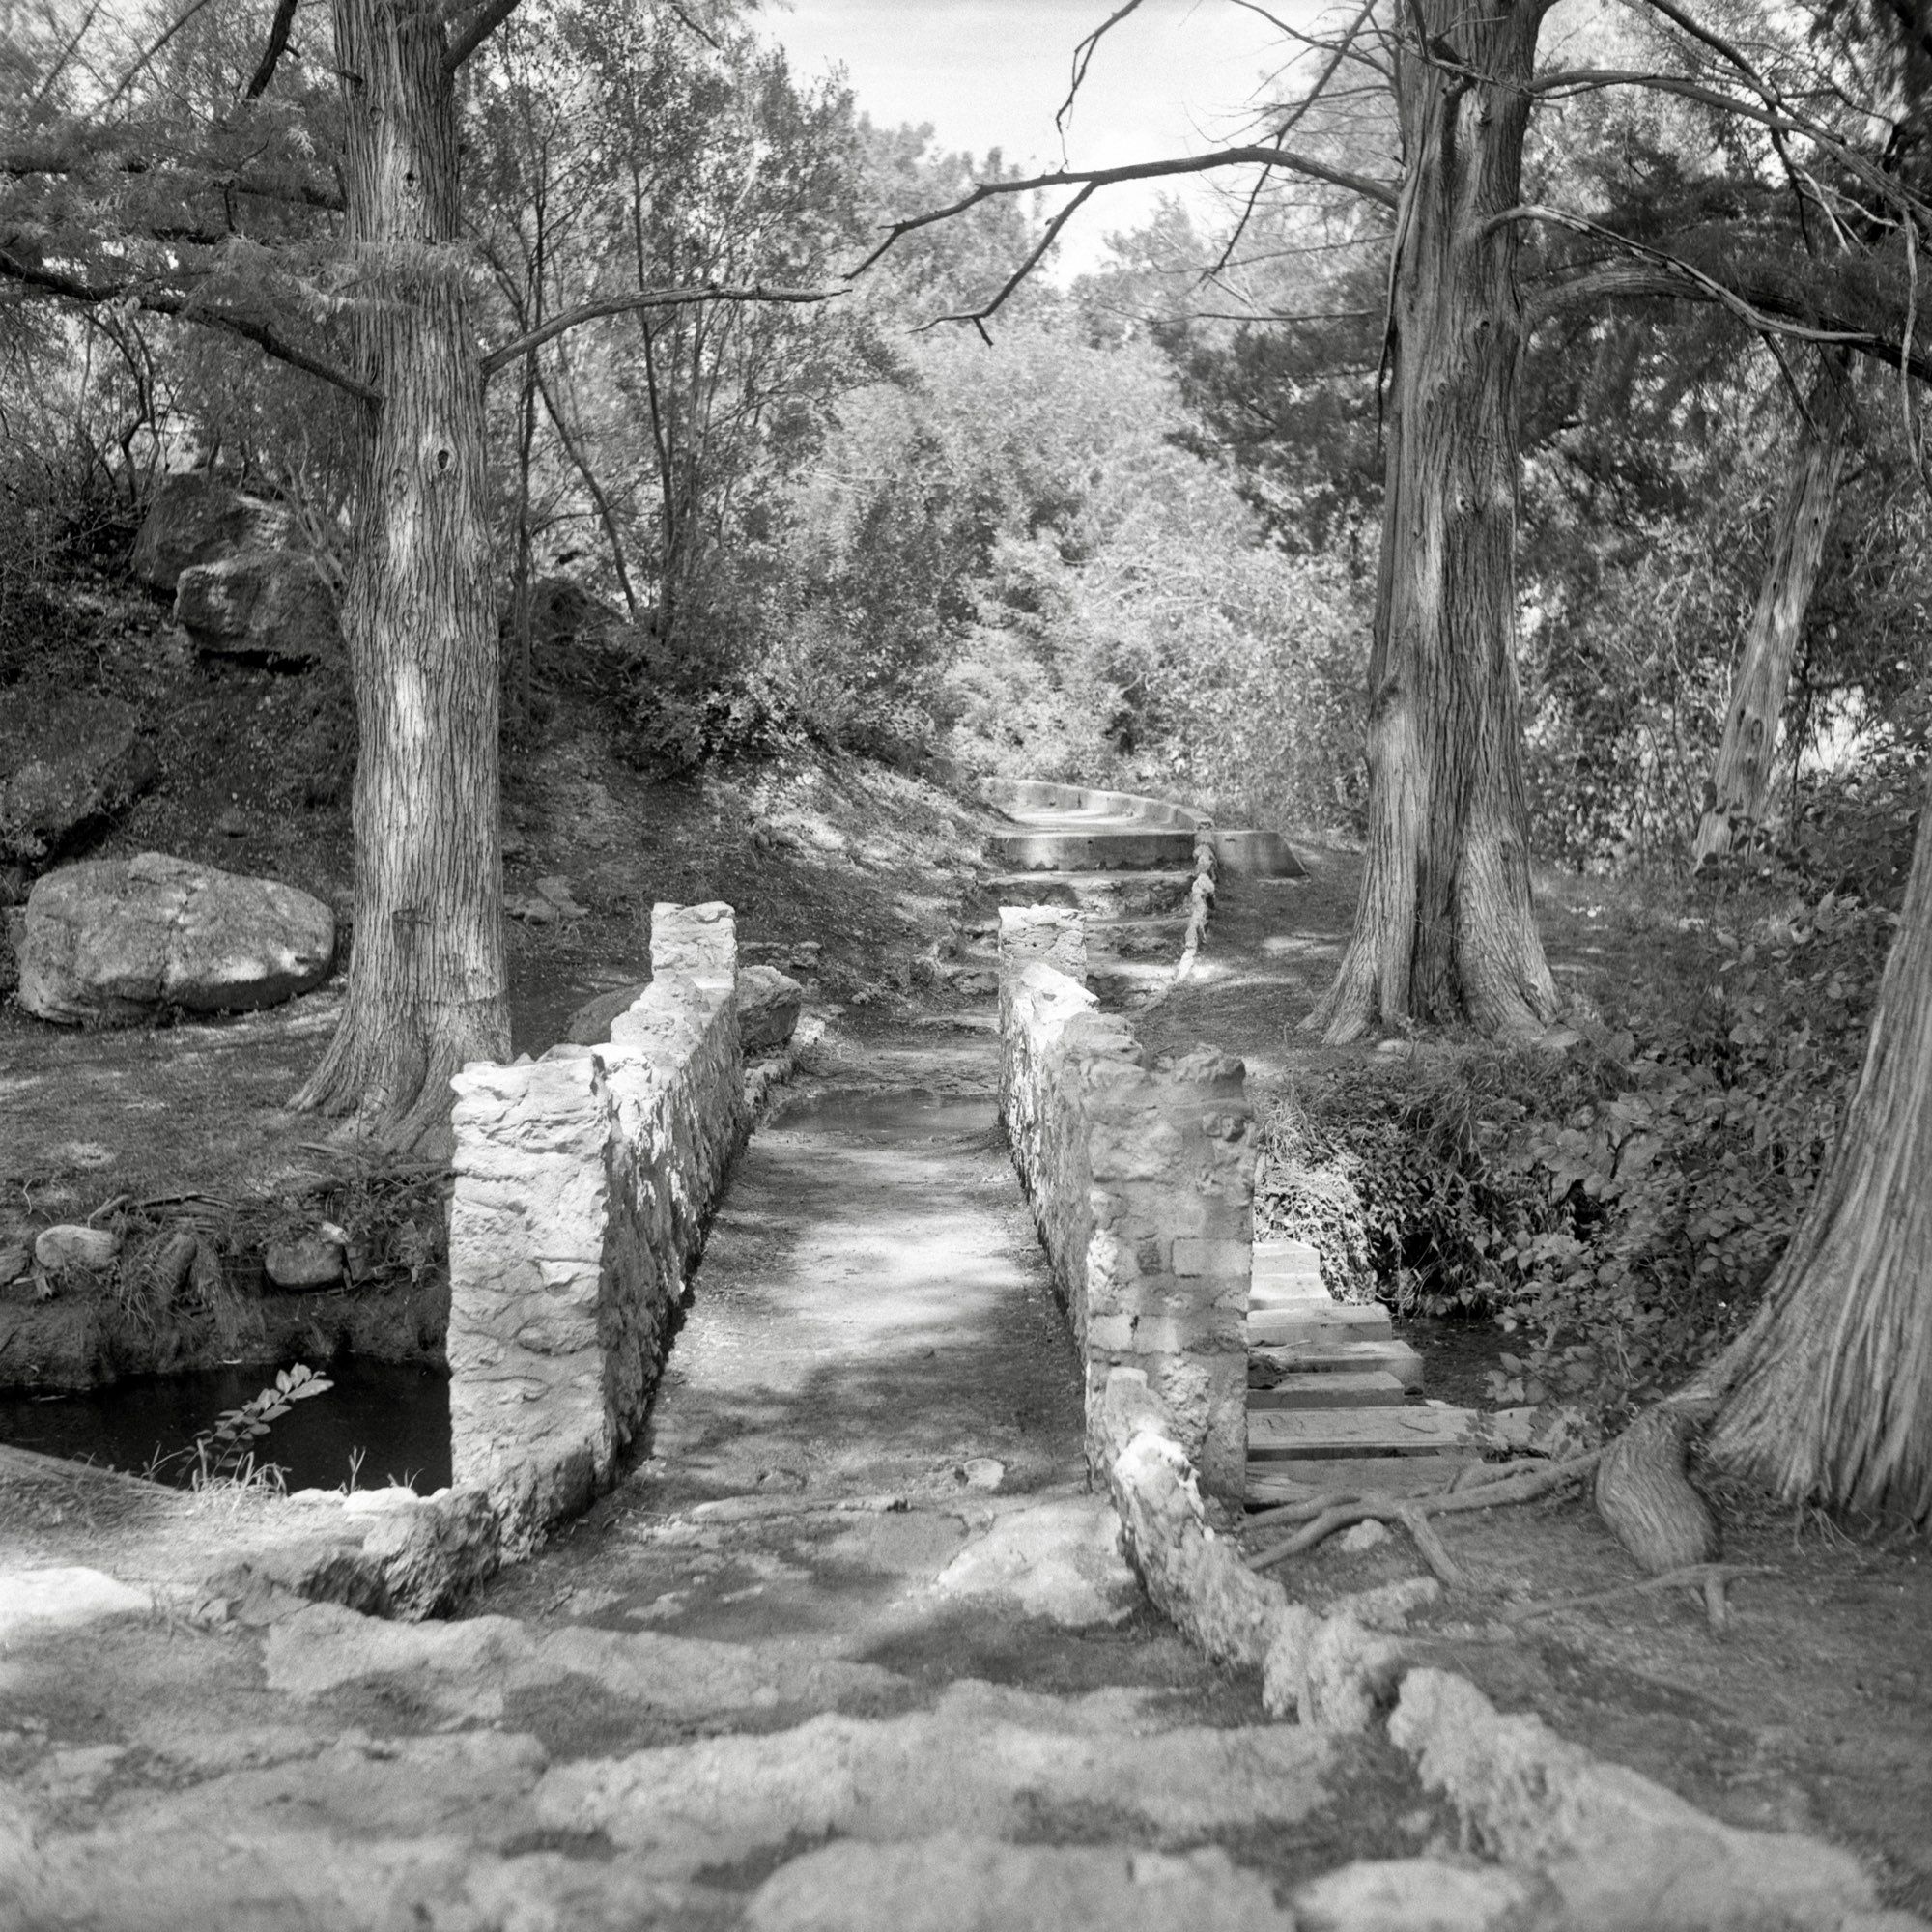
[980,870,1196,919]
[1249,1338,1426,1390]
[1249,1302,1392,1348]
[988,825,1199,872]
[1249,1276,1334,1311]
[1248,1403,1480,1460]
[1247,1371,1409,1410]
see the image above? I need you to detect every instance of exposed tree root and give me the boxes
[1503,1562,1775,1634]
[1595,1404,1720,1573]
[1244,1449,1604,1580]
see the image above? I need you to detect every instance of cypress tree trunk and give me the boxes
[1698,792,1932,1525]
[1312,0,1559,1043]
[1692,353,1851,865]
[293,0,509,1152]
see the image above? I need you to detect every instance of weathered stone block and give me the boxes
[446,902,748,1561]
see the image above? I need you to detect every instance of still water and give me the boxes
[0,1357,451,1492]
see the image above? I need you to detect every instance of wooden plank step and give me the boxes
[1250,1338,1425,1390]
[1248,1371,1408,1410]
[1248,1404,1480,1460]
[1249,1302,1391,1347]
[1246,1455,1477,1507]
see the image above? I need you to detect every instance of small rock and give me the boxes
[33,1224,120,1273]
[507,895,559,925]
[500,826,528,861]
[1339,1520,1391,1553]
[215,806,247,838]
[959,1458,1006,1492]
[0,1242,32,1284]
[264,1236,345,1292]
[534,875,587,919]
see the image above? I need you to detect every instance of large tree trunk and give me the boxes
[293,0,508,1152]
[1312,0,1559,1044]
[1692,352,1851,864]
[1697,787,1932,1525]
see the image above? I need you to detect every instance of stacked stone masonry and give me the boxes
[446,901,748,1555]
[997,906,1254,1498]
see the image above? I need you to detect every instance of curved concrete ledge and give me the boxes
[982,775,1306,880]
[980,776,1209,830]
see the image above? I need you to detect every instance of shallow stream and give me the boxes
[0,1357,451,1493]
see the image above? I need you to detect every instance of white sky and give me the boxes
[765,0,1303,274]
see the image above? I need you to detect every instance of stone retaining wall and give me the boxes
[445,901,748,1555]
[997,906,1254,1497]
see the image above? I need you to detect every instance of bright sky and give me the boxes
[766,0,1304,274]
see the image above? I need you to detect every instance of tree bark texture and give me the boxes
[1692,353,1851,864]
[293,0,509,1151]
[1702,787,1932,1526]
[1313,0,1559,1043]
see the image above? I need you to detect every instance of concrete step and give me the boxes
[1248,1371,1409,1410]
[1248,1403,1480,1460]
[980,870,1196,919]
[1249,1302,1392,1348]
[988,825,1198,872]
[1249,1276,1335,1312]
[1249,1338,1426,1390]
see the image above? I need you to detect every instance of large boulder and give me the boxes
[128,473,284,595]
[0,691,157,869]
[562,982,646,1045]
[18,853,335,1025]
[175,550,341,667]
[561,963,802,1055]
[737,963,803,1054]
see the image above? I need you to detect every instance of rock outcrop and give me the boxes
[175,550,341,667]
[0,692,157,870]
[18,853,335,1025]
[128,472,282,594]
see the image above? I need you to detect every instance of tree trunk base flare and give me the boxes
[1302,0,1560,1049]
[1594,1405,1720,1574]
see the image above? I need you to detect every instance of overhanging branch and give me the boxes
[478,281,839,377]
[1522,238,1932,385]
[853,143,1400,289]
[444,0,524,71]
[0,246,380,403]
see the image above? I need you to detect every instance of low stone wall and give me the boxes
[445,901,747,1556]
[997,906,1254,1497]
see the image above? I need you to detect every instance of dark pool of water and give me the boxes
[0,1358,451,1493]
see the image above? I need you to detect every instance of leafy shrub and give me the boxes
[1263,869,1891,1436]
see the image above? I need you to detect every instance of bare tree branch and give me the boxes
[1057,1,1146,148]
[102,0,225,112]
[244,0,300,99]
[0,245,380,403]
[853,142,1400,299]
[444,0,524,71]
[478,281,839,377]
[28,0,106,111]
